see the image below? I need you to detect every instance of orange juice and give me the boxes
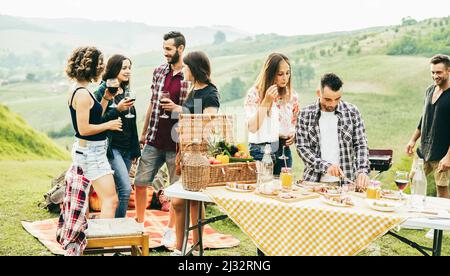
[366,188,380,199]
[280,168,293,192]
[366,180,381,199]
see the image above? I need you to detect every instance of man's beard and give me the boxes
[168,51,180,65]
[321,103,336,112]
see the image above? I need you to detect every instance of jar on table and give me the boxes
[366,180,381,200]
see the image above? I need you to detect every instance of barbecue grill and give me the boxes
[369,149,393,178]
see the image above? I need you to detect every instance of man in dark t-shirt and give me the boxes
[406,54,450,198]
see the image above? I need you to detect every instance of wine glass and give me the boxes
[160,91,171,119]
[106,78,119,108]
[395,171,409,199]
[124,91,136,119]
[278,137,290,161]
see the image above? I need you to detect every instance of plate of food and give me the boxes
[321,195,354,208]
[318,186,342,197]
[296,180,325,189]
[225,182,256,193]
[381,190,405,201]
[365,199,403,212]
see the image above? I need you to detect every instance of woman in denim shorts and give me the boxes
[66,46,123,219]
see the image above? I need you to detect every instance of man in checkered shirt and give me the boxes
[134,32,189,244]
[295,73,370,190]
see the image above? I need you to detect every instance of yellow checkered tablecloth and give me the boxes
[204,187,408,256]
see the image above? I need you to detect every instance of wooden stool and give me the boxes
[84,218,149,256]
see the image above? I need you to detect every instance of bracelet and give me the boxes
[103,96,112,101]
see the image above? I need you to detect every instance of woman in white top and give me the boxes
[245,53,299,175]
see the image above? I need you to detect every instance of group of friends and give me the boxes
[65,30,450,256]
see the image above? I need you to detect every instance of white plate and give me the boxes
[225,186,254,193]
[366,199,403,212]
[381,191,406,201]
[321,196,353,208]
[319,190,342,197]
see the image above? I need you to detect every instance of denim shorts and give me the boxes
[71,140,114,181]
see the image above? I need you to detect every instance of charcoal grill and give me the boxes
[369,149,393,179]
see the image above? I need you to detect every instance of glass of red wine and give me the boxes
[106,78,120,108]
[160,91,170,119]
[395,171,409,199]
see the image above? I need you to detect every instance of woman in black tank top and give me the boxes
[65,46,122,219]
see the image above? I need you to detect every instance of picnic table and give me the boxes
[165,181,450,256]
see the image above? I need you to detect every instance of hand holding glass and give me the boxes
[160,92,171,119]
[106,78,120,108]
[124,91,136,119]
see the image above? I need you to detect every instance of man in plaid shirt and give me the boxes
[296,73,370,190]
[134,32,189,241]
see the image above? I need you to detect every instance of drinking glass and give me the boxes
[278,138,289,160]
[106,78,119,108]
[124,91,136,119]
[160,91,171,119]
[280,167,293,192]
[395,171,409,199]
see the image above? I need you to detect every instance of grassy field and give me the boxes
[0,159,448,256]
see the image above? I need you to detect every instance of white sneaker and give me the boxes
[425,229,435,240]
[170,249,182,256]
[161,227,176,247]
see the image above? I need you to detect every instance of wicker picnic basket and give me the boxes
[179,114,257,188]
[178,114,234,153]
[209,162,256,186]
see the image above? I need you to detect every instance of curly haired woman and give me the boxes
[66,46,122,218]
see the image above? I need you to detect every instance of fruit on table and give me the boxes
[237,143,249,154]
[234,151,249,159]
[209,157,222,165]
[215,153,230,164]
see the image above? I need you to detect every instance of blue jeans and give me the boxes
[109,148,133,218]
[249,139,293,176]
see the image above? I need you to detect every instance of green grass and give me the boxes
[0,160,70,256]
[0,104,69,161]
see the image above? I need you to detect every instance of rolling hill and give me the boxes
[0,15,448,162]
[0,104,68,160]
[0,15,250,58]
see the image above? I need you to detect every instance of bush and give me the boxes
[48,124,75,138]
[220,77,247,103]
[387,29,450,56]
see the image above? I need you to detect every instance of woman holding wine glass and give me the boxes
[94,54,141,218]
[245,53,299,176]
[160,51,220,256]
[66,47,122,219]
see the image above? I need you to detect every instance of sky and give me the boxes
[1,0,449,36]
